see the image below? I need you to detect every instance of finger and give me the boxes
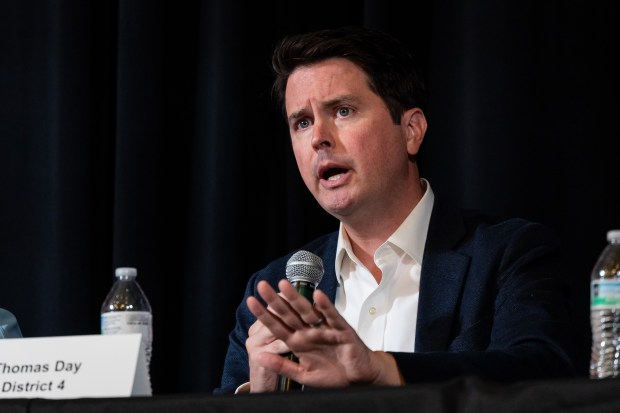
[259,280,322,331]
[247,318,286,349]
[254,280,281,303]
[278,280,324,327]
[247,292,299,340]
[248,318,265,336]
[248,281,299,324]
[312,289,350,331]
[253,348,300,378]
[246,295,275,323]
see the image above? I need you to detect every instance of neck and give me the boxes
[342,179,426,283]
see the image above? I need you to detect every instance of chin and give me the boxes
[322,201,352,219]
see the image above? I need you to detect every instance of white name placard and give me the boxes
[0,334,151,399]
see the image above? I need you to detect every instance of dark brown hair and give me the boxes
[271,26,427,124]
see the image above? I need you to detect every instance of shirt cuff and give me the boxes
[235,382,251,394]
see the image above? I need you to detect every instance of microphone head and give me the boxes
[285,250,324,286]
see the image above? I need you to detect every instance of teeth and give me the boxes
[327,173,343,181]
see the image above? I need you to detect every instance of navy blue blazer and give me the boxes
[215,196,578,394]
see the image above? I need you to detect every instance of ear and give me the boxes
[402,108,427,156]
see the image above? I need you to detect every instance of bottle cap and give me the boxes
[115,267,138,278]
[607,230,620,242]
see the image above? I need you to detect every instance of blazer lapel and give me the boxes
[316,233,339,303]
[414,196,470,352]
[415,250,470,351]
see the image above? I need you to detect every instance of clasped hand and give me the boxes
[245,279,403,392]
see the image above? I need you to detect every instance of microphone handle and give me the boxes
[277,280,316,392]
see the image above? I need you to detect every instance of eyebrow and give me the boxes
[287,94,361,126]
[287,108,309,127]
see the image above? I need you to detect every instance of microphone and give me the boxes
[0,308,23,339]
[278,250,324,392]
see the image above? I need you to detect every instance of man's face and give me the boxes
[284,58,419,224]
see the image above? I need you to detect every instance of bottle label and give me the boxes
[591,280,620,309]
[101,311,153,365]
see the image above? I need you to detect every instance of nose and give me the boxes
[310,118,335,150]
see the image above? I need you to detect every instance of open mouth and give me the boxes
[322,168,347,181]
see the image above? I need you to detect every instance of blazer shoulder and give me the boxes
[428,194,559,252]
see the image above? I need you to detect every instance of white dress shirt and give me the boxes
[334,179,434,352]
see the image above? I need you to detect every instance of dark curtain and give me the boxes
[1,0,618,394]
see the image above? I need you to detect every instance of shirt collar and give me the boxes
[335,178,435,284]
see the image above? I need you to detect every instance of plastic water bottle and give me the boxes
[590,229,620,378]
[101,267,153,369]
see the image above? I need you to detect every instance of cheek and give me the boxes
[355,133,406,171]
[292,146,314,178]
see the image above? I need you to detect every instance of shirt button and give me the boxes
[369,307,377,315]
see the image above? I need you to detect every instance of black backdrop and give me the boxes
[1,0,618,394]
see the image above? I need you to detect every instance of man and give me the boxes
[214,26,578,394]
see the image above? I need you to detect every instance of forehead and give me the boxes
[284,58,372,111]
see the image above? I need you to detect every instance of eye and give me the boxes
[337,107,352,117]
[297,119,311,130]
